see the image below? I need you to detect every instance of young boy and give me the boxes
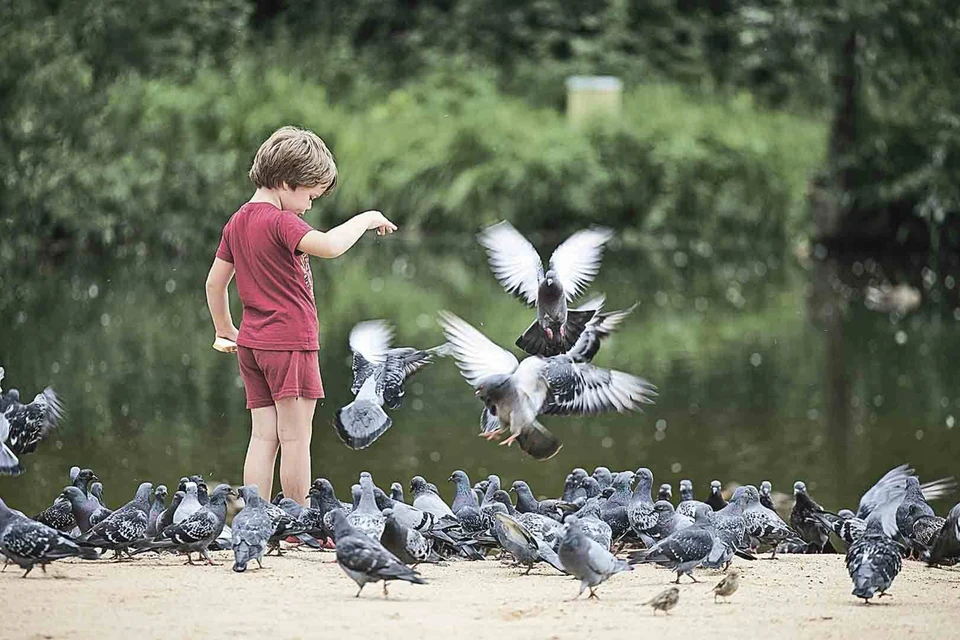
[205,125,396,505]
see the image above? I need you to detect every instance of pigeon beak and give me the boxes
[508,487,515,494]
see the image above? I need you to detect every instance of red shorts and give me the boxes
[237,347,324,409]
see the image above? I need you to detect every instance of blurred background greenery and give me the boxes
[1,0,958,513]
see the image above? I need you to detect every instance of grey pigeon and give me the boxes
[599,471,635,540]
[231,485,276,572]
[347,472,386,540]
[410,476,455,519]
[558,515,632,598]
[561,474,580,502]
[564,298,638,364]
[569,468,589,501]
[593,467,613,490]
[173,482,202,524]
[679,479,694,502]
[439,310,656,460]
[895,476,936,540]
[856,464,955,520]
[390,482,405,503]
[706,480,727,511]
[155,490,183,536]
[479,475,509,522]
[567,499,613,550]
[351,484,362,509]
[0,413,21,476]
[627,468,657,534]
[145,485,168,538]
[908,512,946,551]
[640,501,693,545]
[190,475,209,506]
[34,467,96,532]
[629,504,725,583]
[492,512,566,574]
[790,481,834,553]
[477,220,613,357]
[79,482,152,559]
[331,509,426,598]
[380,508,435,566]
[60,486,101,534]
[449,470,486,534]
[657,483,673,503]
[511,480,577,522]
[274,498,325,549]
[741,485,796,557]
[311,478,353,536]
[928,502,960,567]
[846,481,907,602]
[0,382,63,464]
[704,487,753,568]
[811,509,866,547]
[759,481,776,511]
[374,488,436,532]
[133,484,235,565]
[87,482,112,527]
[335,320,446,450]
[0,497,99,576]
[492,490,563,550]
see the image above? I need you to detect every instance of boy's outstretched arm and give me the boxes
[297,210,396,259]
[205,258,239,351]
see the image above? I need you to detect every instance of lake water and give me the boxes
[1,235,958,515]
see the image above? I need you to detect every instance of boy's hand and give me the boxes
[214,326,239,353]
[362,210,397,236]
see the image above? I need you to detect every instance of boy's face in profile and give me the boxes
[280,182,329,215]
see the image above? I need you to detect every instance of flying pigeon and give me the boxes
[335,320,447,450]
[477,221,613,356]
[0,413,21,476]
[558,515,631,598]
[856,464,955,520]
[439,310,656,460]
[0,497,99,576]
[330,509,426,598]
[231,485,276,572]
[0,373,63,464]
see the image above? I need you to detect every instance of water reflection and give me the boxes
[0,239,957,515]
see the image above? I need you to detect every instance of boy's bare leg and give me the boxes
[276,397,317,506]
[244,405,280,498]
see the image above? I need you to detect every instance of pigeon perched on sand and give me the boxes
[0,413,21,476]
[492,490,563,550]
[645,586,680,614]
[348,472,386,540]
[846,481,907,602]
[479,475,510,523]
[0,497,99,576]
[657,483,673,503]
[593,467,613,490]
[331,509,426,598]
[641,501,693,544]
[380,507,438,566]
[155,490,183,535]
[511,480,577,522]
[410,475,455,519]
[0,377,63,463]
[335,320,446,450]
[310,478,353,535]
[704,487,754,568]
[231,486,276,572]
[274,498,324,549]
[627,468,658,534]
[173,482,202,524]
[88,482,111,525]
[145,485,168,538]
[629,504,724,583]
[34,467,95,532]
[676,480,710,520]
[450,471,486,534]
[390,482,405,503]
[477,221,614,356]
[373,488,437,532]
[492,512,566,574]
[600,471,635,540]
[927,502,960,567]
[439,310,656,460]
[741,485,796,557]
[759,481,776,511]
[568,499,613,550]
[558,515,632,598]
[133,484,235,565]
[60,486,102,534]
[79,482,153,559]
[706,480,727,511]
[895,476,937,540]
[712,568,741,603]
[790,481,834,553]
[679,479,693,502]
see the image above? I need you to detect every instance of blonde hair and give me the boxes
[248,126,337,192]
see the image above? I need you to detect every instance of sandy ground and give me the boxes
[4,549,960,640]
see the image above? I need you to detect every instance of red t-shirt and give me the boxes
[216,202,320,350]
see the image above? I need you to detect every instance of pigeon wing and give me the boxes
[437,311,519,387]
[349,320,393,394]
[477,221,543,306]
[548,227,613,301]
[541,360,657,415]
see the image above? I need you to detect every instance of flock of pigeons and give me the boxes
[2,459,959,605]
[335,221,656,459]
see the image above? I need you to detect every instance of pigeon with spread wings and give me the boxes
[335,320,447,450]
[438,310,656,460]
[477,221,614,357]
